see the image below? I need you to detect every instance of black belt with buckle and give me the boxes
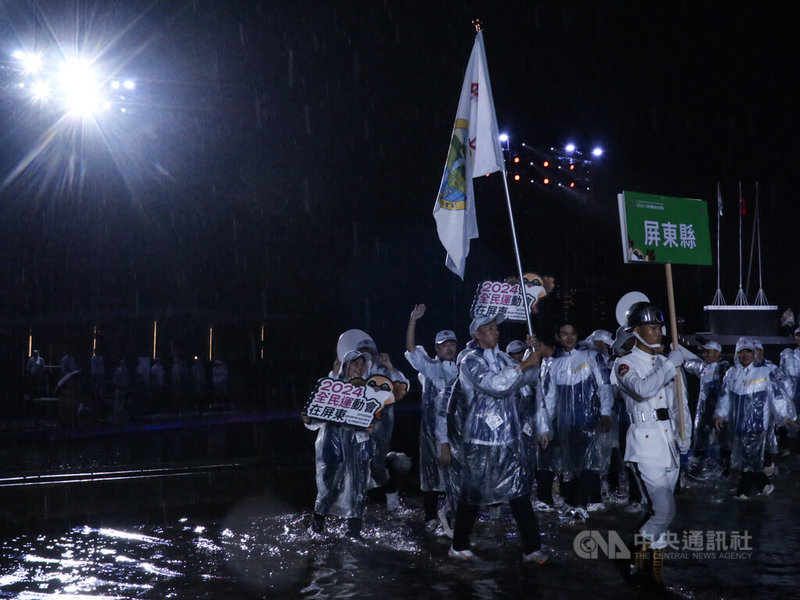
[655,408,670,421]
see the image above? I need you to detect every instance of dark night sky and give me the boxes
[1,1,799,386]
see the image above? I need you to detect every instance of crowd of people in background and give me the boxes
[302,300,800,588]
[23,349,231,423]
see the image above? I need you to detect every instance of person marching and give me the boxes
[612,301,693,586]
[714,337,798,499]
[303,349,375,538]
[355,334,410,510]
[541,322,614,521]
[404,303,459,531]
[448,313,547,564]
[682,341,731,477]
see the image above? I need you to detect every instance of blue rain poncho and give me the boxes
[716,345,797,472]
[457,345,538,506]
[683,358,731,453]
[306,352,374,519]
[405,346,458,492]
[541,348,614,481]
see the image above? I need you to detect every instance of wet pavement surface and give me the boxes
[0,448,798,599]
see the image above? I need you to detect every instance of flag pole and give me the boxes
[754,181,769,305]
[734,181,748,305]
[500,155,534,337]
[473,18,533,337]
[665,263,686,440]
[712,182,725,305]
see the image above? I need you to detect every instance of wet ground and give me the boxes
[0,449,798,599]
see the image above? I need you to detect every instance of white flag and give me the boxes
[433,31,504,279]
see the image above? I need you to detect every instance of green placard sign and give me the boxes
[618,191,712,266]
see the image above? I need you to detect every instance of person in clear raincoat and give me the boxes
[682,341,730,474]
[531,336,559,510]
[714,337,798,498]
[540,322,614,520]
[404,303,459,529]
[506,339,538,480]
[448,314,547,563]
[436,340,477,538]
[353,335,409,510]
[303,350,375,538]
[586,329,620,500]
[779,326,800,455]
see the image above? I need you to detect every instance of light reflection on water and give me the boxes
[0,458,798,599]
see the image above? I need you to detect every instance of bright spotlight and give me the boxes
[592,147,603,157]
[110,81,121,90]
[12,50,26,60]
[498,133,509,143]
[60,59,101,114]
[565,143,576,153]
[31,81,50,100]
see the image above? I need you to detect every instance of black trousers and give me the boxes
[737,470,769,497]
[452,495,541,554]
[563,470,599,508]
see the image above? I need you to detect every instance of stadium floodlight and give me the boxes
[565,143,576,153]
[592,147,603,157]
[499,133,509,143]
[31,81,50,100]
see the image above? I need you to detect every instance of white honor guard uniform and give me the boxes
[612,304,692,552]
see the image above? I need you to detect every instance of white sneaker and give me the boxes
[571,507,589,521]
[448,546,476,561]
[760,483,775,496]
[385,492,400,511]
[587,502,606,512]
[523,549,549,564]
[533,501,554,512]
[438,506,454,539]
[734,493,749,501]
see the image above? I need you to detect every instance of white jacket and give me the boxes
[612,347,692,468]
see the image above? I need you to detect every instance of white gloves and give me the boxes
[667,350,685,369]
[677,435,691,454]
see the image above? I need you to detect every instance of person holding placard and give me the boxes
[303,349,375,538]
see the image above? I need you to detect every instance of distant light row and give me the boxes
[499,134,603,157]
[10,50,135,116]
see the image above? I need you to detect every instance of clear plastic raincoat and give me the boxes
[367,359,409,488]
[306,352,374,518]
[404,346,457,492]
[541,348,614,481]
[458,346,538,505]
[716,343,796,472]
[683,358,731,453]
